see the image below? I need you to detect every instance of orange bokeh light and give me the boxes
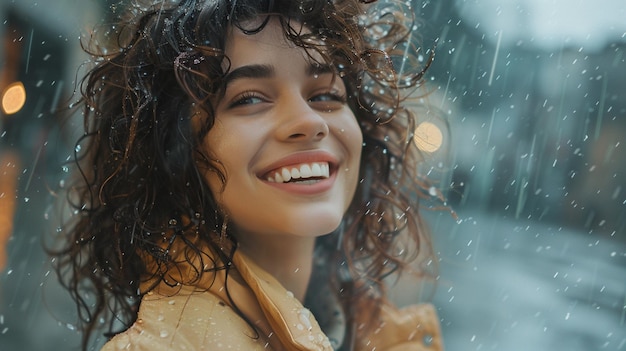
[2,81,27,115]
[413,121,443,153]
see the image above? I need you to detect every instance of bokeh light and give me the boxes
[413,121,443,153]
[1,81,26,115]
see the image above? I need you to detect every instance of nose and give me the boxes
[275,96,329,142]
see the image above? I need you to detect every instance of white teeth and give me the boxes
[281,168,291,182]
[266,162,330,183]
[311,163,321,176]
[300,164,312,178]
[291,167,301,178]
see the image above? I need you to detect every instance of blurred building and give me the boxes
[420,0,626,239]
[0,1,101,349]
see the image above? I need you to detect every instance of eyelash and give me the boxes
[229,90,347,109]
[229,91,265,108]
[309,91,347,104]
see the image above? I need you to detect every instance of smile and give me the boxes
[265,162,330,183]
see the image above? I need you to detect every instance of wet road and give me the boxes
[427,210,626,351]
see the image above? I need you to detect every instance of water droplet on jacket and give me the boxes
[298,308,312,330]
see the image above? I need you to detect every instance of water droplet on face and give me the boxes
[160,330,169,338]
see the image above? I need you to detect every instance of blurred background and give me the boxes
[0,0,624,350]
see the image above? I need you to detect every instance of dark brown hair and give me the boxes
[52,0,436,349]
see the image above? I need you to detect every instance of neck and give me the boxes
[237,234,316,301]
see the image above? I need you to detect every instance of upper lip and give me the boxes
[256,150,339,180]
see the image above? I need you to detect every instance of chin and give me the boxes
[285,211,344,237]
[229,203,349,239]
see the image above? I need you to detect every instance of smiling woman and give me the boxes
[52,0,443,350]
[202,20,363,258]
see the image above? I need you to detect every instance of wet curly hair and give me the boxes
[53,0,437,349]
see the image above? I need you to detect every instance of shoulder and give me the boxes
[100,288,270,351]
[355,301,444,351]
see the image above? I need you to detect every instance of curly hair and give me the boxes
[52,0,437,349]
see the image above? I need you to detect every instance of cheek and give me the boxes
[198,127,229,197]
[344,115,364,163]
[200,121,261,210]
[341,114,364,195]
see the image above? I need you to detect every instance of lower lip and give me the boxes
[261,171,337,195]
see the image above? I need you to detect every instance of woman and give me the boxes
[54,0,443,350]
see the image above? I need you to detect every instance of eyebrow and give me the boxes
[306,62,335,77]
[222,62,336,88]
[222,64,275,88]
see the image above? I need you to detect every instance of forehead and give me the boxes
[223,18,323,68]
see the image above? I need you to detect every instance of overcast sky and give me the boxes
[454,0,626,52]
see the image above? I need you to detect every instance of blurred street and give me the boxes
[429,210,626,350]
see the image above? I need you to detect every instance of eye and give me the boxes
[309,92,346,102]
[228,91,267,108]
[308,91,347,111]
